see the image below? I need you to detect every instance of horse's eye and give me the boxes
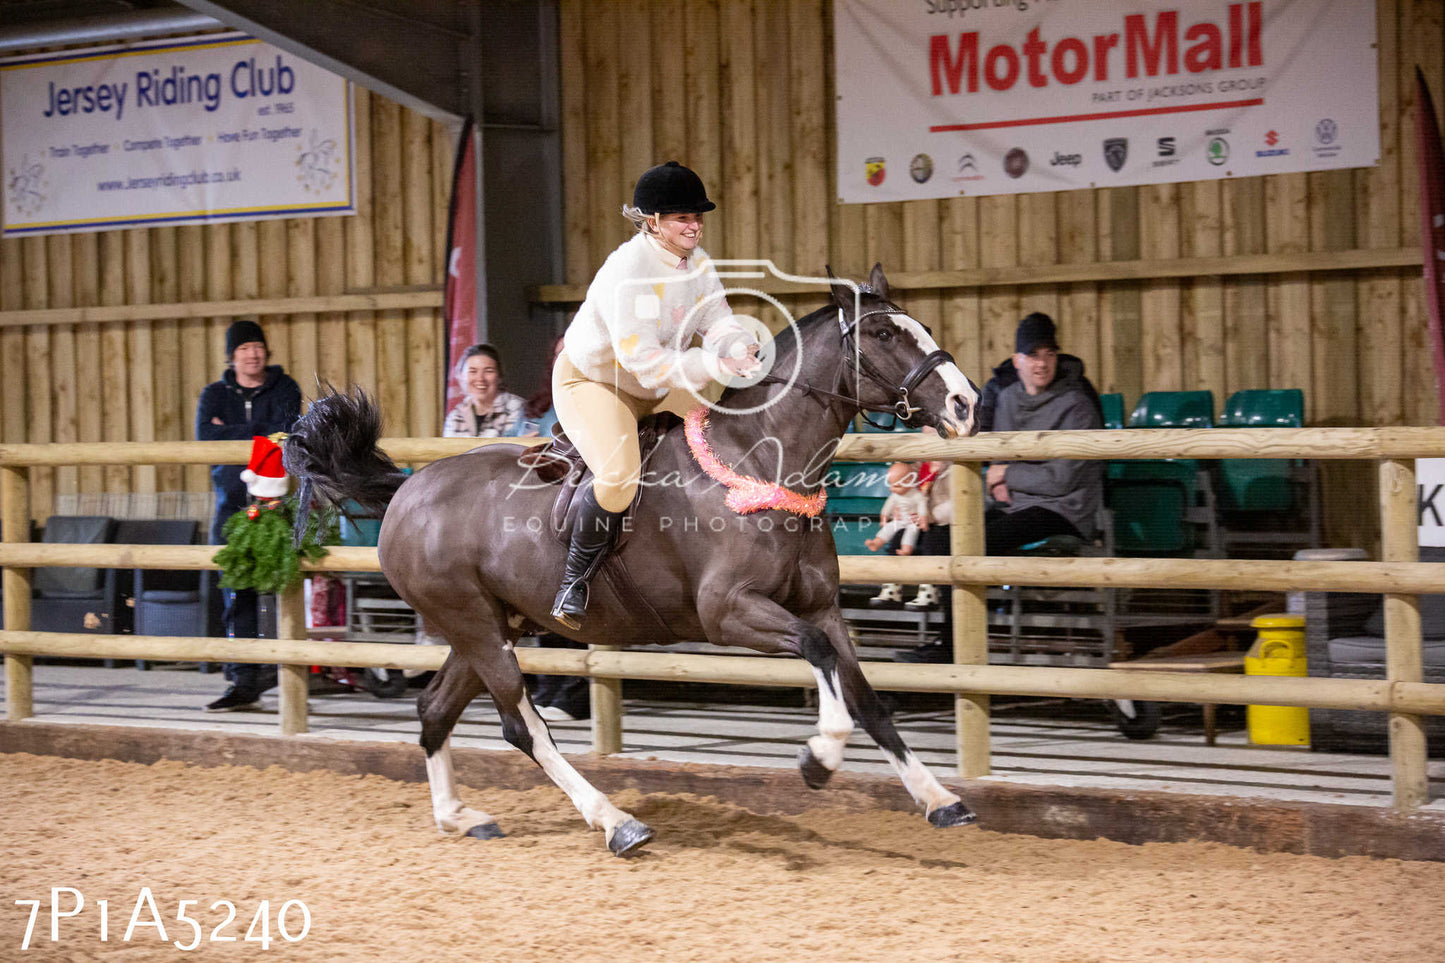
[875,328,894,342]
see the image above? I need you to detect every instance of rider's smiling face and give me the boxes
[653,212,704,256]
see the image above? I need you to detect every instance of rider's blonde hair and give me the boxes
[621,204,660,235]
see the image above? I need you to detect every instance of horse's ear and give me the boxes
[825,265,853,311]
[868,262,891,300]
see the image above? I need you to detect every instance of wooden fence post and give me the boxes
[2,465,33,721]
[1379,457,1428,809]
[953,461,991,777]
[276,584,309,736]
[590,645,623,755]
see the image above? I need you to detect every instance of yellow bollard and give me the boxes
[1244,614,1310,746]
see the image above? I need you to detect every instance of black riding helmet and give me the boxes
[632,161,716,215]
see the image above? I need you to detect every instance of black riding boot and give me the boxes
[551,487,625,630]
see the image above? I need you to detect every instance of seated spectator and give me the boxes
[976,311,1101,433]
[985,312,1103,555]
[443,344,527,438]
[896,313,1102,663]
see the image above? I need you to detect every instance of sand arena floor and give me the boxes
[3,752,1444,962]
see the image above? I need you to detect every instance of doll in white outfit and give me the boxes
[865,462,930,556]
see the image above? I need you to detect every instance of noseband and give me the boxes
[757,304,956,427]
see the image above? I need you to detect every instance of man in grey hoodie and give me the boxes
[985,313,1103,554]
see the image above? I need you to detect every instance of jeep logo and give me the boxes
[1049,151,1082,167]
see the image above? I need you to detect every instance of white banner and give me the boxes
[1420,459,1445,548]
[835,0,1378,202]
[1,33,353,236]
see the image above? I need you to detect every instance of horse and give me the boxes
[283,265,982,856]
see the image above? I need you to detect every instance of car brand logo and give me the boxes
[1157,137,1176,157]
[952,153,985,183]
[909,153,934,184]
[1315,119,1338,145]
[865,157,886,186]
[1004,148,1029,178]
[1103,138,1128,172]
[1206,136,1230,165]
[1048,151,1082,167]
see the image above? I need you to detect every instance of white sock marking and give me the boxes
[516,700,632,836]
[425,740,497,834]
[807,668,853,772]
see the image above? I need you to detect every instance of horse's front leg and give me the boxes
[697,589,860,792]
[808,607,976,829]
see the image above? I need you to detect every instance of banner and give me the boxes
[442,118,478,423]
[835,0,1378,202]
[1,32,353,236]
[1416,68,1445,425]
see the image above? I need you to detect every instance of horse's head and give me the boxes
[828,264,979,439]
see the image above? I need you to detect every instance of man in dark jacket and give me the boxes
[985,312,1103,554]
[976,313,1101,433]
[197,318,302,712]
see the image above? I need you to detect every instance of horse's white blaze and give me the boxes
[886,749,963,815]
[425,740,498,834]
[807,667,852,772]
[889,312,979,437]
[517,699,633,836]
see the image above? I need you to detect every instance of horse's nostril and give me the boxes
[952,397,969,421]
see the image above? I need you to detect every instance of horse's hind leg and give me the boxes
[417,651,504,838]
[426,601,654,856]
[814,609,976,829]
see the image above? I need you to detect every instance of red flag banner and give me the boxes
[1418,68,1445,425]
[442,117,478,423]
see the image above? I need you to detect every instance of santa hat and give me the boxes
[240,434,289,499]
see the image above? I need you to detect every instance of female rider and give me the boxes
[550,161,760,629]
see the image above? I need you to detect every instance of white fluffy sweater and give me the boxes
[562,232,755,399]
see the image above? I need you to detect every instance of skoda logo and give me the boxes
[1315,119,1338,145]
[1206,136,1230,166]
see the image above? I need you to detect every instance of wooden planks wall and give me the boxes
[0,86,452,521]
[553,0,1444,547]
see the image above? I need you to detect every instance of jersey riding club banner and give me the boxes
[1,32,354,236]
[835,0,1379,202]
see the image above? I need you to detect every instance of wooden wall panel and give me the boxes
[0,1,1440,548]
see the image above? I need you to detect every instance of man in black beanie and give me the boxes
[196,317,302,711]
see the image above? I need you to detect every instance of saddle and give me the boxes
[515,411,682,549]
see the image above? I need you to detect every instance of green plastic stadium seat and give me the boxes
[1100,393,1126,430]
[1128,390,1215,429]
[1218,388,1304,428]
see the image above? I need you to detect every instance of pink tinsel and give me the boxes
[685,406,827,517]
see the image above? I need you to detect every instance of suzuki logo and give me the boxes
[1265,130,1279,147]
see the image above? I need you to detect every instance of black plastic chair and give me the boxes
[30,516,119,635]
[116,519,205,670]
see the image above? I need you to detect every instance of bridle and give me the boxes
[757,296,956,429]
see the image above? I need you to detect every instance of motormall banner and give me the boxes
[835,0,1378,202]
[1,32,353,236]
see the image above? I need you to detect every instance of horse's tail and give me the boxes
[282,384,409,545]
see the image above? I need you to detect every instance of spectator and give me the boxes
[896,313,1102,663]
[197,318,302,710]
[443,343,527,438]
[520,335,565,439]
[984,312,1103,555]
[975,311,1101,433]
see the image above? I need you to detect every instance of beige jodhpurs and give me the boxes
[551,354,697,513]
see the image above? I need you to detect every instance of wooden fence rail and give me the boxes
[2,428,1441,809]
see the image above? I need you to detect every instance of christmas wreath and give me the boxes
[211,433,337,594]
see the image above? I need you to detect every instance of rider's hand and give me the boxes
[720,348,761,378]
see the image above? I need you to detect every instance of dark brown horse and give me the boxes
[284,266,981,856]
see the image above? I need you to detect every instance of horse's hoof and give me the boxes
[927,801,977,829]
[465,822,506,840]
[797,745,834,790]
[607,819,654,857]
